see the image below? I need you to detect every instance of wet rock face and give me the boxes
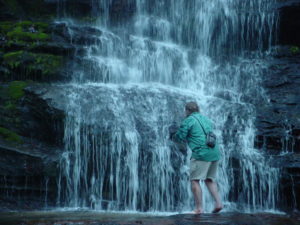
[255,50,300,153]
[257,50,300,152]
[0,0,56,20]
[0,18,112,211]
[273,154,300,211]
[0,84,64,211]
[109,0,137,24]
[21,86,65,145]
[254,48,300,211]
[20,84,195,211]
[0,141,60,211]
[278,1,300,46]
[51,22,103,46]
[44,0,137,21]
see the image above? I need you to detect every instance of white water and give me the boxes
[57,0,280,213]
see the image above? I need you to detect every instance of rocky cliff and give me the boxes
[256,0,300,211]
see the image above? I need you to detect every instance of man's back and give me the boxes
[174,112,220,162]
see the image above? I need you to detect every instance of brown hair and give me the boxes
[185,101,199,114]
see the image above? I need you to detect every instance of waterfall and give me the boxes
[57,0,280,212]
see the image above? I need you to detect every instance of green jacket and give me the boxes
[174,112,220,162]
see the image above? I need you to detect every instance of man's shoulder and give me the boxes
[201,114,211,121]
[194,113,213,126]
[187,112,212,121]
[183,115,194,124]
[201,115,214,128]
[189,112,204,120]
[183,114,198,126]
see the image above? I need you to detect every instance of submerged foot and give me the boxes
[190,209,203,214]
[212,205,223,213]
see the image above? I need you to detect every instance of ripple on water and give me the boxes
[0,211,299,225]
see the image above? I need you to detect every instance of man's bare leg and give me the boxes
[204,179,223,213]
[191,180,203,214]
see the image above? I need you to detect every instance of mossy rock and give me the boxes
[15,21,48,32]
[0,80,28,112]
[0,80,31,139]
[1,21,50,42]
[4,101,16,111]
[3,51,63,77]
[290,46,300,55]
[30,53,63,76]
[0,126,22,143]
[8,80,27,100]
[3,50,24,68]
[7,26,49,42]
[0,21,14,35]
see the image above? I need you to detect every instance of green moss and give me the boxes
[290,46,300,54]
[1,81,28,116]
[4,39,28,48]
[17,21,33,27]
[8,81,27,100]
[7,26,50,42]
[15,21,49,32]
[0,20,50,43]
[3,50,24,68]
[0,127,22,143]
[4,101,16,111]
[32,53,63,75]
[0,21,14,35]
[3,50,24,59]
[3,51,63,76]
[0,21,49,32]
[34,22,49,30]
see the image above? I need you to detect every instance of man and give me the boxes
[170,101,223,214]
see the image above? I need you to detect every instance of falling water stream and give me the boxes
[56,0,280,213]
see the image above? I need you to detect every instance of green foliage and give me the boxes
[8,81,27,100]
[0,126,22,143]
[290,46,300,54]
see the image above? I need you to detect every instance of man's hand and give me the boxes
[168,123,178,139]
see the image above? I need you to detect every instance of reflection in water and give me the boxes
[0,211,297,225]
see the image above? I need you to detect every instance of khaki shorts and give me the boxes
[190,159,219,181]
